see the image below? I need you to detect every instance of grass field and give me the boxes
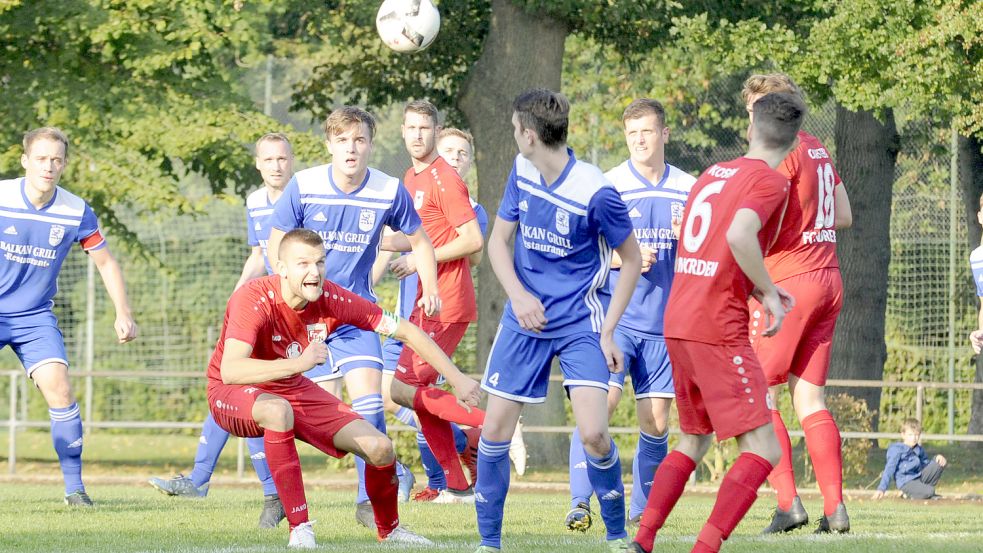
[1,430,982,552]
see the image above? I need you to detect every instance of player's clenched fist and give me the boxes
[115,314,138,343]
[299,340,329,370]
[450,375,482,411]
[639,246,656,274]
[511,289,547,333]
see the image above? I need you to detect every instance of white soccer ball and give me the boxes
[376,0,441,53]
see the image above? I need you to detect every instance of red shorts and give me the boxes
[394,312,469,388]
[666,338,772,441]
[749,268,842,387]
[207,376,362,458]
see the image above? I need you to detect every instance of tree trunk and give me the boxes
[830,106,900,432]
[457,0,569,467]
[957,135,983,437]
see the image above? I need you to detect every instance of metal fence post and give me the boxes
[947,127,958,441]
[8,372,17,474]
[84,255,95,434]
[916,385,924,424]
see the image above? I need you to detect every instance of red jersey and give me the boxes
[765,131,843,281]
[664,157,789,345]
[206,275,393,387]
[403,155,478,323]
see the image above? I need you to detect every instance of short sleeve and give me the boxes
[496,161,521,222]
[974,264,983,297]
[386,183,422,235]
[435,166,476,229]
[473,202,489,235]
[223,285,270,346]
[587,186,633,249]
[321,281,385,332]
[738,171,789,225]
[78,203,106,251]
[271,177,303,232]
[246,208,258,247]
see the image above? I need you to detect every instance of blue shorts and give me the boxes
[305,325,383,383]
[381,336,403,375]
[481,326,609,404]
[608,329,674,399]
[0,311,69,377]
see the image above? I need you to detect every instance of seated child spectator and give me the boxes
[873,418,948,500]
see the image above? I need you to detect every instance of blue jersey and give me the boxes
[245,187,277,275]
[272,165,421,301]
[498,151,633,338]
[972,245,983,297]
[0,178,105,316]
[605,161,695,337]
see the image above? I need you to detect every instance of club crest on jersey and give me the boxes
[307,323,327,343]
[48,224,65,246]
[555,208,570,235]
[285,341,302,359]
[671,202,684,221]
[358,209,376,232]
[414,190,425,210]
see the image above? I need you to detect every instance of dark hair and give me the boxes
[622,98,666,128]
[512,88,569,149]
[279,228,324,257]
[751,92,806,151]
[324,106,377,141]
[403,99,439,126]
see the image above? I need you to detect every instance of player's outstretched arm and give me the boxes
[834,184,852,230]
[400,228,441,316]
[235,246,267,291]
[601,234,642,373]
[393,319,480,407]
[488,216,546,332]
[88,246,137,343]
[727,208,793,336]
[220,338,327,384]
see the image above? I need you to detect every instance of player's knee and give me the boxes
[580,430,612,458]
[254,398,294,430]
[363,434,395,466]
[389,379,415,408]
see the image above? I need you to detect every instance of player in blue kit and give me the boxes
[148,133,293,528]
[0,127,137,506]
[566,99,695,531]
[475,89,642,553]
[266,106,440,527]
[968,192,983,355]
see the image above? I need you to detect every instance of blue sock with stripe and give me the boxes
[50,403,84,495]
[629,430,668,519]
[246,437,278,496]
[190,413,230,491]
[586,438,627,540]
[394,406,418,429]
[418,431,447,490]
[352,394,386,504]
[568,427,593,508]
[452,423,468,454]
[475,436,511,549]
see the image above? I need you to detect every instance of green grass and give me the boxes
[0,483,981,552]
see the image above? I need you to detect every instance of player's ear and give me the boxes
[20,153,28,170]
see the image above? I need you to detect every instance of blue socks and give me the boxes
[394,407,417,428]
[190,414,230,490]
[418,431,447,490]
[568,427,592,508]
[475,437,511,549]
[352,394,386,504]
[629,431,668,519]
[246,437,277,496]
[49,403,84,495]
[585,438,627,540]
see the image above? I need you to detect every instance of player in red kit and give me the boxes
[207,228,480,548]
[742,74,853,535]
[385,100,487,503]
[628,92,805,553]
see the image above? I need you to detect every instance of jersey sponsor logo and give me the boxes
[312,211,327,222]
[555,208,570,235]
[414,190,425,210]
[628,207,642,218]
[307,323,327,343]
[3,225,16,235]
[358,208,376,232]
[286,341,302,359]
[519,223,572,256]
[518,200,529,212]
[807,148,830,160]
[674,256,719,277]
[801,229,837,244]
[706,165,739,179]
[48,224,65,246]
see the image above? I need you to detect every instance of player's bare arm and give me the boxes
[727,208,794,336]
[219,338,327,385]
[833,184,852,229]
[88,245,137,343]
[380,230,412,252]
[391,218,483,278]
[235,246,268,291]
[609,246,655,273]
[397,227,441,316]
[601,234,642,374]
[488,216,547,332]
[392,318,480,407]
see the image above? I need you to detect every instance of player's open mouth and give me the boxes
[303,279,320,289]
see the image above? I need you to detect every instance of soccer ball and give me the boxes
[376,0,441,53]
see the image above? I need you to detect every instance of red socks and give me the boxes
[416,407,471,490]
[633,451,696,551]
[696,452,773,552]
[412,386,486,428]
[766,409,797,510]
[802,409,843,515]
[364,461,400,539]
[263,429,307,529]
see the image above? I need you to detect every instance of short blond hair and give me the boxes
[622,99,666,128]
[438,127,473,149]
[323,106,376,141]
[901,418,922,433]
[255,132,292,154]
[24,127,69,158]
[742,73,805,105]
